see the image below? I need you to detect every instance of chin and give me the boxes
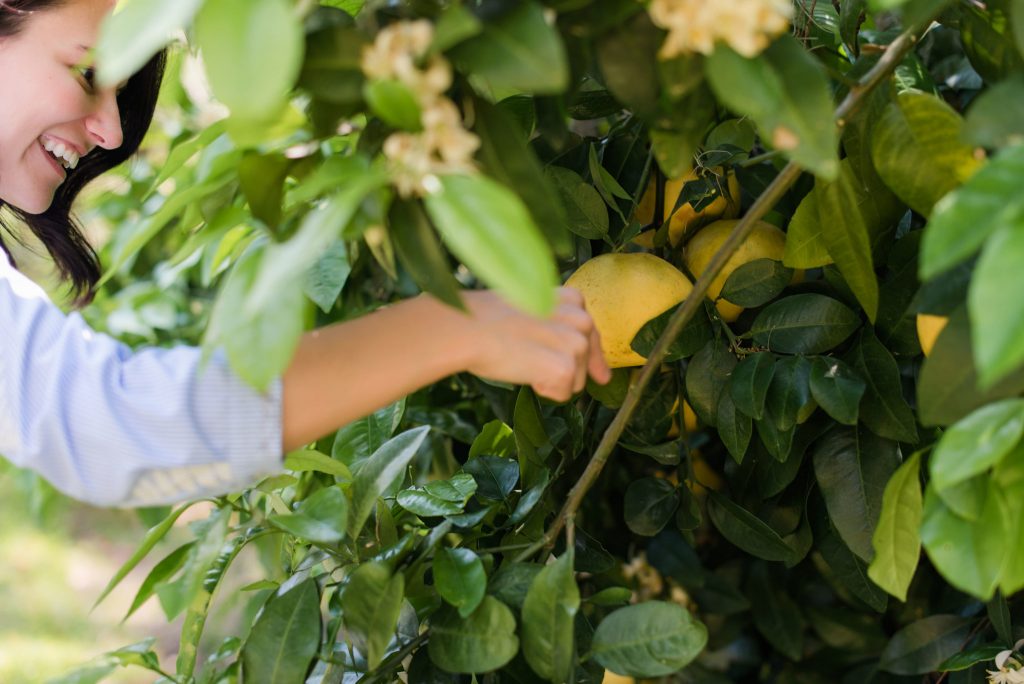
[6,193,56,216]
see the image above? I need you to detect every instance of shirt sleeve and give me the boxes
[0,251,285,508]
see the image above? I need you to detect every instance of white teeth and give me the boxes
[39,137,79,171]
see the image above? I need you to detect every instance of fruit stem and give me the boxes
[514,14,941,564]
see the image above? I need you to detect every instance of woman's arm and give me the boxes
[282,288,610,451]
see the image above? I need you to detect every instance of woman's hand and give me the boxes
[459,288,612,402]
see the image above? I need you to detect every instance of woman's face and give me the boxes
[0,0,123,214]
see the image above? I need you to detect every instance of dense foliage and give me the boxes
[42,0,1024,682]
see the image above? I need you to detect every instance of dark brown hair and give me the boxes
[0,0,166,306]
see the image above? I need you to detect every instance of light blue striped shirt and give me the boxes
[0,250,284,508]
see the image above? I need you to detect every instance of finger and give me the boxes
[531,349,576,403]
[554,302,595,337]
[558,286,586,308]
[588,322,612,385]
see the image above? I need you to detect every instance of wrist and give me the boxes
[411,291,481,375]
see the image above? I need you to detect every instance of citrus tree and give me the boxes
[49,0,1024,682]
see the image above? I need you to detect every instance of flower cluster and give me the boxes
[989,645,1024,684]
[361,20,480,197]
[648,0,793,59]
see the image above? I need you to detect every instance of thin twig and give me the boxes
[515,15,937,564]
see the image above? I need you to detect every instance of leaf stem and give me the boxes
[515,15,937,564]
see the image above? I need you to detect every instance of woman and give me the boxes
[0,0,609,507]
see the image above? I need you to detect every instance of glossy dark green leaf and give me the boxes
[390,199,464,310]
[938,645,1007,672]
[267,486,348,544]
[591,602,708,678]
[545,166,609,240]
[717,390,752,464]
[846,330,919,443]
[450,1,568,95]
[435,548,487,618]
[624,478,679,537]
[729,352,776,420]
[685,339,738,427]
[748,563,805,661]
[631,305,713,364]
[756,416,796,463]
[398,473,477,517]
[474,99,571,255]
[241,580,321,683]
[871,91,983,218]
[428,597,519,674]
[750,294,861,354]
[930,399,1024,494]
[813,426,901,562]
[878,615,973,675]
[425,174,558,317]
[921,486,1011,600]
[348,426,431,538]
[816,516,888,613]
[706,35,840,179]
[988,593,1014,646]
[464,456,519,502]
[341,562,405,669]
[868,452,923,601]
[522,552,579,682]
[332,398,406,468]
[765,356,814,431]
[719,259,793,308]
[809,356,866,425]
[489,562,543,611]
[707,491,794,562]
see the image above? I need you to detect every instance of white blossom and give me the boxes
[648,0,793,59]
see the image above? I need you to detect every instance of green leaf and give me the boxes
[730,351,776,421]
[332,398,407,468]
[786,159,894,320]
[450,1,568,95]
[425,174,557,316]
[522,552,579,682]
[124,542,193,620]
[96,0,204,88]
[878,615,973,675]
[93,502,201,609]
[340,562,405,670]
[624,478,680,537]
[239,153,291,228]
[194,0,303,124]
[921,485,1011,599]
[267,487,348,544]
[591,602,708,678]
[469,420,515,459]
[304,240,350,313]
[428,596,520,674]
[750,294,861,354]
[846,330,919,443]
[765,356,814,431]
[917,306,1024,426]
[594,12,662,121]
[970,217,1024,387]
[921,145,1024,280]
[364,79,422,131]
[389,199,464,311]
[938,645,1009,672]
[808,356,865,426]
[748,563,805,661]
[154,507,230,620]
[930,399,1024,493]
[813,426,901,562]
[684,338,738,427]
[965,76,1024,149]
[435,548,487,618]
[719,259,794,308]
[988,592,1014,646]
[474,99,572,255]
[348,426,431,538]
[706,491,794,562]
[284,450,352,479]
[463,456,519,502]
[631,306,714,364]
[489,562,543,611]
[706,35,840,179]
[868,452,923,601]
[816,514,888,613]
[717,390,753,464]
[241,580,321,683]
[545,166,609,240]
[870,90,983,218]
[398,474,477,517]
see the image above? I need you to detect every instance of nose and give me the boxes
[84,88,124,151]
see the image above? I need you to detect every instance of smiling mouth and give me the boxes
[37,139,68,180]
